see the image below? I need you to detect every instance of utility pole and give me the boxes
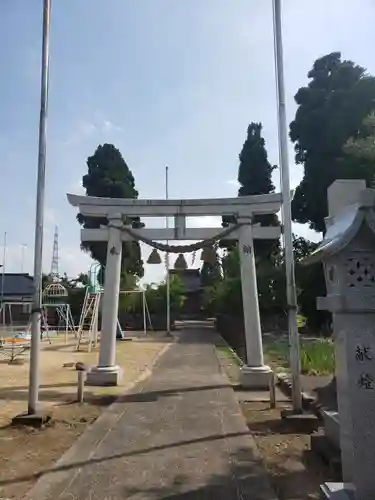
[272,0,302,412]
[1,232,6,304]
[28,0,52,416]
[1,232,7,327]
[165,166,171,334]
[21,244,27,273]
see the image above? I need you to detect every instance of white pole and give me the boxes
[142,291,146,335]
[272,0,302,412]
[165,166,171,334]
[1,232,7,326]
[65,305,68,345]
[21,244,27,273]
[1,232,7,304]
[28,0,51,415]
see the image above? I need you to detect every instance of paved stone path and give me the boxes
[27,326,277,500]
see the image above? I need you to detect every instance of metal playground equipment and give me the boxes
[76,263,151,352]
[76,263,102,352]
[41,281,76,344]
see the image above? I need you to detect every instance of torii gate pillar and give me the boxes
[86,215,123,386]
[238,221,271,388]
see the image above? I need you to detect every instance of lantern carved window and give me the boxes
[345,255,375,289]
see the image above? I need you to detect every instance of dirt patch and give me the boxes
[0,334,171,499]
[0,402,103,499]
[0,335,168,424]
[241,403,334,500]
[215,340,335,500]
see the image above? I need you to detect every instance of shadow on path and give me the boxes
[0,431,249,487]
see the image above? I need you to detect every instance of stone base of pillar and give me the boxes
[86,365,123,387]
[320,482,354,499]
[239,365,272,390]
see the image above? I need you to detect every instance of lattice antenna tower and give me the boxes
[50,225,59,282]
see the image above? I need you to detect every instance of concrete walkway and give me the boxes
[27,326,277,500]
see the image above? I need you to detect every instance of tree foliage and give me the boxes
[237,123,276,197]
[200,245,222,286]
[238,123,279,259]
[200,261,222,287]
[206,235,327,329]
[223,122,279,258]
[290,52,375,232]
[77,144,144,281]
[119,276,186,315]
[343,112,375,166]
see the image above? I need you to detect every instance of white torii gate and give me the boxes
[67,192,282,388]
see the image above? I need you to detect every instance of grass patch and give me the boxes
[296,314,306,328]
[216,345,242,366]
[265,339,335,376]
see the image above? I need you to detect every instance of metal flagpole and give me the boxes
[1,232,6,303]
[28,0,52,415]
[165,166,171,334]
[1,232,7,325]
[21,244,27,273]
[272,0,302,412]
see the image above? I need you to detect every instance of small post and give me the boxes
[65,305,68,345]
[77,371,85,403]
[142,290,146,335]
[269,371,276,409]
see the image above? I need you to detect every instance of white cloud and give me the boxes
[226,179,239,187]
[292,223,321,243]
[69,178,85,195]
[59,246,93,278]
[102,120,123,133]
[61,116,123,148]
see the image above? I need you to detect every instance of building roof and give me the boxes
[169,269,202,292]
[0,273,34,298]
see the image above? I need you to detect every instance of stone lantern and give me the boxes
[305,181,375,500]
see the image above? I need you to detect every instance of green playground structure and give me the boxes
[88,262,102,294]
[87,262,124,339]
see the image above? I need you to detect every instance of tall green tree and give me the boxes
[77,144,144,282]
[200,260,221,287]
[237,122,279,258]
[216,235,327,328]
[290,52,375,232]
[237,123,276,197]
[222,122,279,258]
[343,112,375,164]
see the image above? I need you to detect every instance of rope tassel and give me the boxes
[147,248,162,264]
[174,253,188,270]
[201,245,218,265]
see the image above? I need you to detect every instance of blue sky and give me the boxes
[1,0,374,284]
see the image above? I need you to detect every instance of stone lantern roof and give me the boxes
[304,188,375,266]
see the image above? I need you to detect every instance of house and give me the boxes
[168,269,203,319]
[0,273,34,325]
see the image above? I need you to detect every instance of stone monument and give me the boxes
[305,179,375,500]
